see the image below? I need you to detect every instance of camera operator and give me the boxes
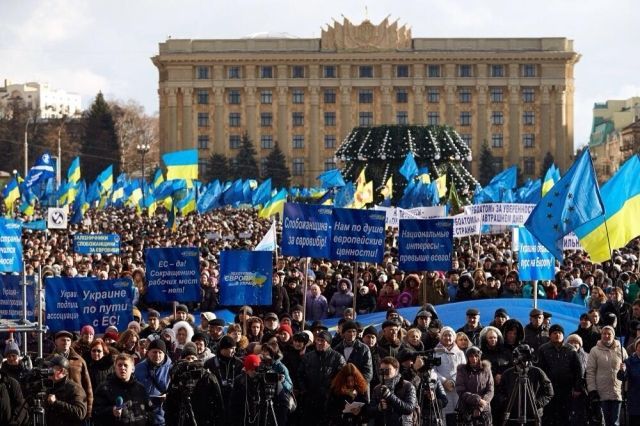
[367,356,417,426]
[205,335,243,422]
[399,349,448,425]
[497,344,554,424]
[229,354,265,426]
[92,353,150,426]
[44,355,88,426]
[164,343,224,426]
[536,324,582,426]
[0,368,25,425]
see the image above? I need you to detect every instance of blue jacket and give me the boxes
[305,293,328,321]
[619,353,640,415]
[134,356,172,425]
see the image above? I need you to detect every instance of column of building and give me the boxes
[213,87,225,154]
[508,85,521,167]
[181,87,193,149]
[540,85,551,159]
[554,86,567,170]
[245,87,257,143]
[159,88,169,153]
[167,87,178,152]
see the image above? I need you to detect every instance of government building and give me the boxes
[152,17,579,186]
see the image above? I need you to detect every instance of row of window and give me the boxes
[197,134,338,151]
[490,133,536,148]
[195,87,538,106]
[197,157,312,177]
[196,64,539,80]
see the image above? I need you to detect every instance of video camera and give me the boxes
[19,356,54,397]
[170,359,206,391]
[415,349,442,370]
[512,344,536,367]
[255,359,279,400]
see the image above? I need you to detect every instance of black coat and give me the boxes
[270,284,290,316]
[498,365,554,418]
[45,376,88,426]
[0,372,25,426]
[333,339,373,383]
[326,389,369,425]
[573,325,600,353]
[165,366,224,426]
[523,324,549,352]
[92,373,150,426]
[368,375,417,426]
[536,342,582,394]
[298,348,346,423]
[481,344,513,378]
[457,324,483,347]
[204,353,243,420]
[87,355,115,394]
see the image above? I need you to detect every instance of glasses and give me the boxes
[91,349,103,353]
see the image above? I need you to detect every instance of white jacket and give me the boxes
[433,342,467,414]
[586,339,628,401]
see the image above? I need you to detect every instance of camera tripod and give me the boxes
[419,372,444,426]
[260,396,279,426]
[502,364,541,426]
[178,392,198,426]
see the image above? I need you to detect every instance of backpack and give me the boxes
[394,378,421,425]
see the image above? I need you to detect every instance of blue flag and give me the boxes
[24,152,55,189]
[524,149,604,259]
[317,169,346,189]
[399,152,418,181]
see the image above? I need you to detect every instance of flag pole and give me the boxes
[301,256,310,331]
[352,261,359,314]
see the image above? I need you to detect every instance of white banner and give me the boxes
[513,231,583,252]
[453,214,482,238]
[375,206,446,228]
[463,203,535,226]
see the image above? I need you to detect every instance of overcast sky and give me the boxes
[2,0,639,150]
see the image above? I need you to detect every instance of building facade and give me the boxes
[0,80,82,119]
[152,17,579,186]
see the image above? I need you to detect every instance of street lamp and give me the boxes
[24,115,33,176]
[56,115,69,190]
[137,142,151,207]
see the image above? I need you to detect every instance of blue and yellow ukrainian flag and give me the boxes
[2,178,20,214]
[575,155,640,262]
[176,188,196,216]
[259,189,287,218]
[152,168,164,189]
[96,165,113,194]
[380,176,393,199]
[541,164,560,197]
[163,149,198,181]
[67,157,81,184]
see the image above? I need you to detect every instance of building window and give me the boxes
[491,133,503,148]
[228,90,241,105]
[461,134,472,147]
[260,135,273,149]
[490,87,503,103]
[459,111,471,126]
[359,112,373,126]
[458,64,473,77]
[229,134,241,149]
[493,157,504,171]
[292,135,304,149]
[523,157,536,174]
[324,159,336,171]
[292,66,305,78]
[324,112,336,126]
[323,65,336,78]
[198,159,208,177]
[260,112,273,127]
[292,89,304,104]
[427,65,441,78]
[522,64,537,77]
[396,65,409,78]
[324,89,336,104]
[427,112,440,125]
[228,66,241,79]
[197,89,209,105]
[229,112,241,127]
[427,88,440,103]
[292,158,304,176]
[523,111,535,125]
[260,90,272,104]
[197,112,209,127]
[523,133,535,148]
[292,112,304,127]
[196,66,209,79]
[522,88,535,103]
[396,89,408,103]
[490,64,505,77]
[396,111,409,125]
[491,111,504,125]
[324,135,336,149]
[260,158,268,175]
[197,135,209,150]
[260,66,273,78]
[458,88,472,103]
[359,89,373,104]
[359,65,373,78]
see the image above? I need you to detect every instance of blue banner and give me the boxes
[330,208,386,263]
[24,219,47,230]
[45,277,133,333]
[0,275,36,320]
[145,247,201,302]
[0,218,22,273]
[281,203,332,258]
[518,227,555,280]
[398,218,454,271]
[219,251,272,306]
[73,233,121,255]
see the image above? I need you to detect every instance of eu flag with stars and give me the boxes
[524,149,604,259]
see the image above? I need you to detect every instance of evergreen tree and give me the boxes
[540,151,554,180]
[263,142,291,188]
[232,133,259,179]
[81,92,120,182]
[478,140,496,186]
[206,153,231,182]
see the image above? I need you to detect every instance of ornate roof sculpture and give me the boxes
[321,16,412,51]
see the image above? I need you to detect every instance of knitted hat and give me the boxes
[362,325,378,338]
[278,324,293,337]
[341,321,358,333]
[243,354,261,371]
[192,332,208,343]
[103,331,119,342]
[81,325,95,335]
[466,346,482,357]
[148,309,161,319]
[148,339,167,354]
[316,330,332,343]
[3,342,19,357]
[292,332,309,344]
[181,342,198,358]
[176,304,189,313]
[219,335,236,350]
[549,324,564,335]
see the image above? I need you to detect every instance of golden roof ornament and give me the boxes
[321,16,412,51]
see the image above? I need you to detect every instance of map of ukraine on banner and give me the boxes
[219,251,272,306]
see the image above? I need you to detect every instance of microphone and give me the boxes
[115,396,124,410]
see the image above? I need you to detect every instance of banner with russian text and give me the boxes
[45,277,133,333]
[281,203,332,258]
[219,250,273,305]
[330,208,386,263]
[0,275,36,320]
[73,233,121,255]
[398,218,453,271]
[517,227,555,280]
[0,218,23,273]
[464,203,535,226]
[453,213,482,238]
[145,247,201,302]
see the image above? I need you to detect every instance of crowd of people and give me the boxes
[1,206,640,425]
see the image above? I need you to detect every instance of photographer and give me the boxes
[92,353,150,426]
[367,356,417,426]
[399,350,448,425]
[498,344,554,424]
[229,354,265,426]
[205,335,243,422]
[164,343,224,426]
[44,355,88,426]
